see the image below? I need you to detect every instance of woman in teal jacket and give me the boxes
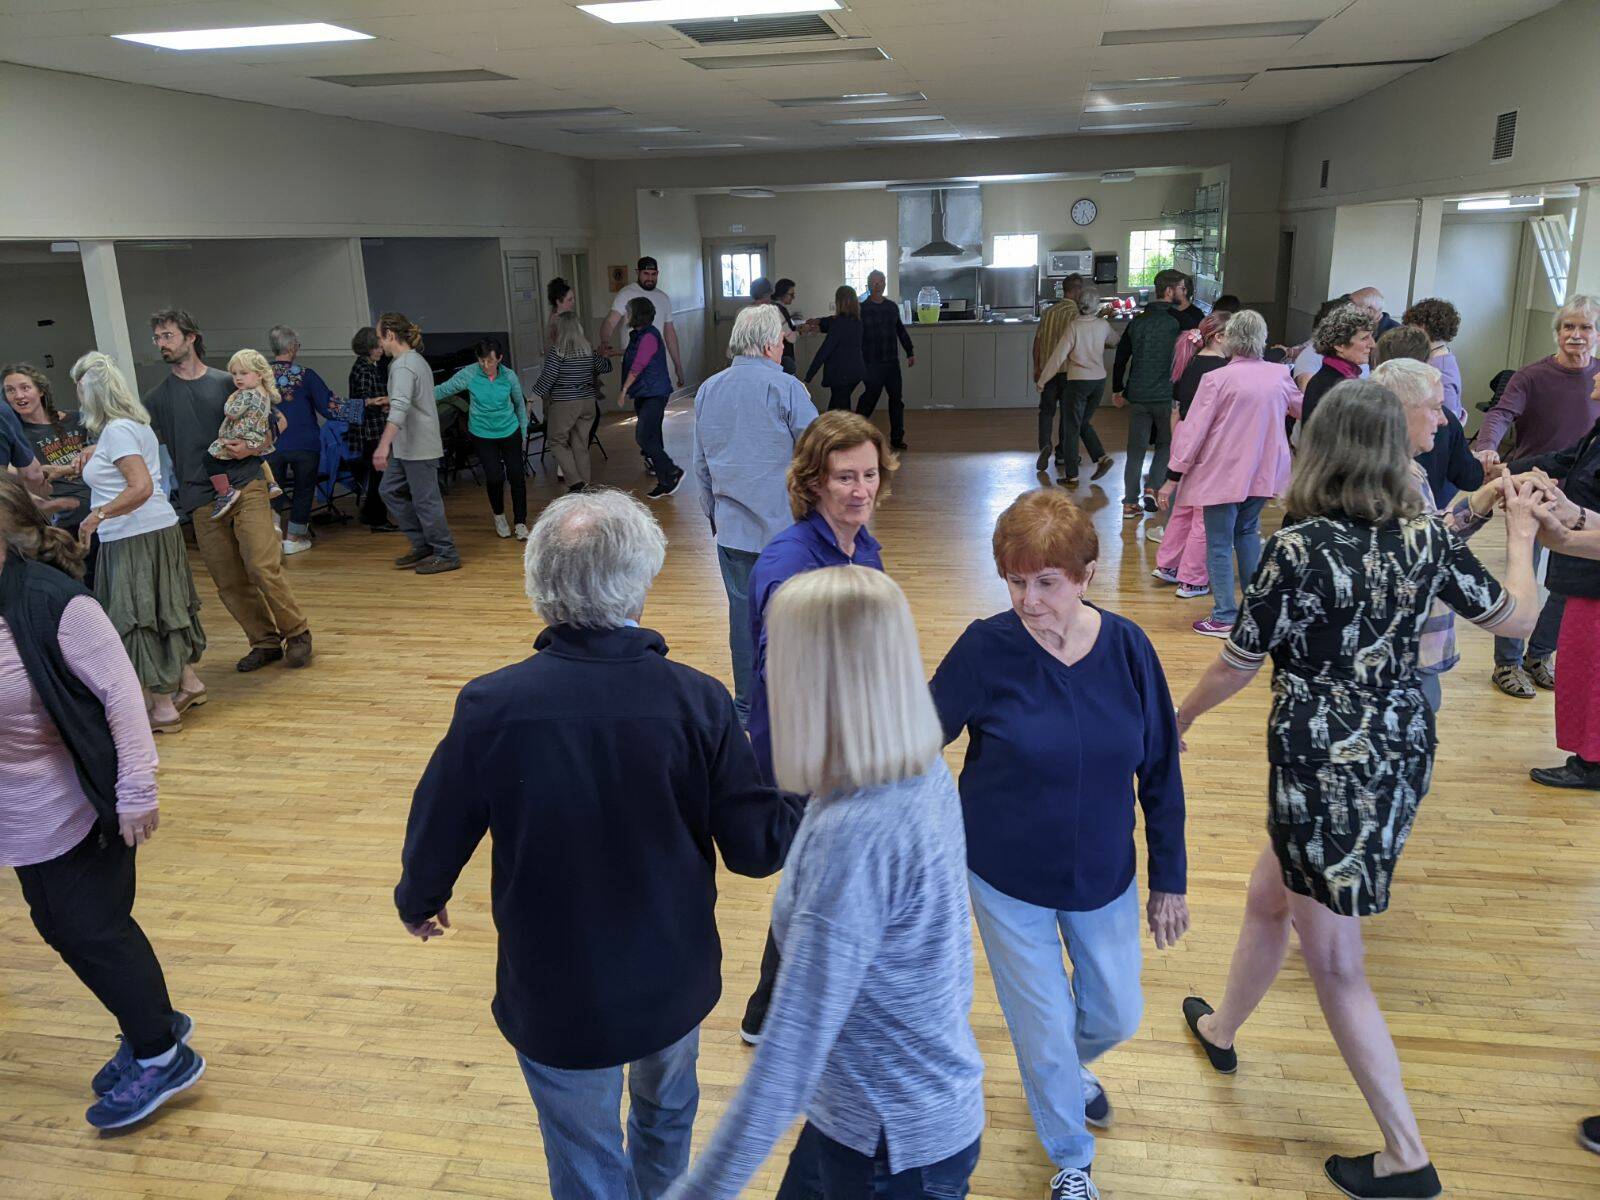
[434,338,530,539]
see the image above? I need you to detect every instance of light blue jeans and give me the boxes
[1202,496,1267,625]
[716,544,760,725]
[968,874,1143,1172]
[516,1027,699,1200]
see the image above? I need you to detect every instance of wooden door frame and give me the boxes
[702,234,776,367]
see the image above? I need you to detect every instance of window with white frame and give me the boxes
[1127,228,1177,289]
[844,239,888,295]
[991,233,1039,269]
[718,250,764,299]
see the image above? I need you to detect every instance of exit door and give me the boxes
[703,237,775,365]
[505,253,544,379]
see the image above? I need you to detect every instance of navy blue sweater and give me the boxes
[394,624,802,1070]
[930,607,1186,911]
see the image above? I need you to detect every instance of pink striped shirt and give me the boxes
[0,594,159,868]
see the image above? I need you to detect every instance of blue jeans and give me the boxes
[516,1028,699,1200]
[797,1124,980,1199]
[634,394,678,485]
[717,544,760,725]
[1202,496,1267,625]
[968,875,1143,1172]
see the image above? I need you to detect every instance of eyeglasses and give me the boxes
[152,330,184,344]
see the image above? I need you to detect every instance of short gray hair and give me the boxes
[523,489,667,629]
[728,304,785,358]
[70,351,150,435]
[1220,309,1268,359]
[1077,287,1099,312]
[1371,358,1442,410]
[1553,293,1600,339]
[1312,303,1377,355]
[268,324,300,355]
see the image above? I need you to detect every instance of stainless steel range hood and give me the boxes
[910,189,966,258]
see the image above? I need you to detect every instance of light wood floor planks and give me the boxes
[3,405,1598,1200]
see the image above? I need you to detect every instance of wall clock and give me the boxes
[1071,198,1097,226]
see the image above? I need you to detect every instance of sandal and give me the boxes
[174,687,209,715]
[149,717,183,735]
[1490,664,1536,699]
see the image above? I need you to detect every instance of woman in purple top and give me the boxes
[1403,298,1465,421]
[0,477,204,1132]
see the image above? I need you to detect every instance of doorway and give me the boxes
[504,253,544,374]
[702,236,775,365]
[556,249,592,331]
[1273,229,1295,342]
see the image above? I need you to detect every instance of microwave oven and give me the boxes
[1046,250,1093,277]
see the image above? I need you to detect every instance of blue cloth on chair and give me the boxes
[317,419,360,506]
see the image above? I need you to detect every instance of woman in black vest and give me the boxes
[0,477,204,1130]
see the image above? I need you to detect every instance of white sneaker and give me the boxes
[1176,583,1211,599]
[1145,523,1165,543]
[282,538,311,556]
[514,523,530,541]
[493,514,511,539]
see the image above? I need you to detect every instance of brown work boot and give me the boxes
[284,631,313,668]
[236,645,284,673]
[395,546,432,569]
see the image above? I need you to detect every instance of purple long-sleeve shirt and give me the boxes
[1472,355,1600,458]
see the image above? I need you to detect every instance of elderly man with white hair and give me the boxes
[1472,294,1600,696]
[394,488,801,1200]
[692,303,818,724]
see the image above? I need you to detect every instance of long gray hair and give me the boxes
[553,311,593,360]
[1285,379,1422,525]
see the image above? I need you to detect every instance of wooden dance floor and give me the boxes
[3,404,1597,1199]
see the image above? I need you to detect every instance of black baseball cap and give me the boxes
[637,256,658,271]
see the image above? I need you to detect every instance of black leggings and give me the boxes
[472,433,527,524]
[827,382,861,412]
[16,830,177,1059]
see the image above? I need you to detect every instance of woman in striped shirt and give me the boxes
[533,312,613,493]
[0,476,203,1131]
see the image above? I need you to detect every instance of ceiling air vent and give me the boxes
[672,14,836,45]
[314,69,514,88]
[1320,159,1330,189]
[1492,110,1517,162]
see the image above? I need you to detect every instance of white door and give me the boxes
[505,254,544,375]
[703,238,774,365]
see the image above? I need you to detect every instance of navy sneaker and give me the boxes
[92,1011,194,1096]
[1050,1165,1099,1199]
[1081,1070,1112,1129]
[86,1042,205,1130]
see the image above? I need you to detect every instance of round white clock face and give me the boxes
[1071,198,1097,226]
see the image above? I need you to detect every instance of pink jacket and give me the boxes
[1168,358,1301,507]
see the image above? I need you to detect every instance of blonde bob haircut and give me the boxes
[786,410,897,520]
[227,348,282,404]
[70,351,150,435]
[766,565,942,797]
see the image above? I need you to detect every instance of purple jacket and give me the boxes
[1168,358,1300,507]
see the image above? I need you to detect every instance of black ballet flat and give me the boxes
[1182,996,1237,1074]
[1324,1153,1441,1199]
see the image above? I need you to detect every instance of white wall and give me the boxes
[0,261,95,403]
[1328,203,1419,312]
[1434,217,1526,418]
[117,239,368,393]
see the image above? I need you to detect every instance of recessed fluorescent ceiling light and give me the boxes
[1091,73,1254,90]
[688,46,888,69]
[1102,20,1320,45]
[113,22,371,50]
[628,126,697,133]
[730,188,776,198]
[641,142,743,150]
[318,69,513,87]
[482,106,631,119]
[774,91,925,107]
[1458,195,1542,211]
[822,114,944,126]
[1085,99,1224,113]
[885,181,979,192]
[580,1,840,22]
[1100,170,1136,183]
[857,133,963,143]
[1078,120,1194,132]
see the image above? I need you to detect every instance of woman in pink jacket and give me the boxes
[1153,312,1232,599]
[1157,311,1301,638]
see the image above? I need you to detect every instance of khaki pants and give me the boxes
[545,395,596,485]
[189,477,308,650]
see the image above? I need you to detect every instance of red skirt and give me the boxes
[1556,595,1600,761]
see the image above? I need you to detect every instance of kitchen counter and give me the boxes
[795,320,1044,410]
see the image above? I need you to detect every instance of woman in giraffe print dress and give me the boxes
[1169,380,1544,1200]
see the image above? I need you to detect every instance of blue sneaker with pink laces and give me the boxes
[91,1011,194,1096]
[86,1042,205,1129]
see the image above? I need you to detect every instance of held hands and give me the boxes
[1500,476,1542,542]
[403,905,451,941]
[1156,480,1178,512]
[1147,891,1190,950]
[1111,392,1127,408]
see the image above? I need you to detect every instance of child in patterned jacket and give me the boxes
[208,348,284,519]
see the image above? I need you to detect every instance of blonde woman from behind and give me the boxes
[666,565,985,1200]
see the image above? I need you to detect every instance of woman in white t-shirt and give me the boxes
[71,353,207,734]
